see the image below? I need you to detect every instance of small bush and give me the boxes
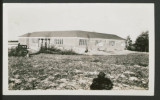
[60,50,77,55]
[47,47,61,52]
[39,47,78,55]
[8,48,17,56]
[130,45,136,51]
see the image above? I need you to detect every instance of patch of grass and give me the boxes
[8,53,149,90]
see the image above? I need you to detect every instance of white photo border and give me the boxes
[3,3,155,96]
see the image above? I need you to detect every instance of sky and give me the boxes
[4,3,154,42]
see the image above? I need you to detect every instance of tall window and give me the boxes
[55,39,63,44]
[109,41,115,46]
[79,39,87,45]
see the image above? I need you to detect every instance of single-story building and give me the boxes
[8,40,19,49]
[18,30,126,53]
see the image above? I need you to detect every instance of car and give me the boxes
[16,43,29,57]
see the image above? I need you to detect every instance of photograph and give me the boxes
[3,3,154,95]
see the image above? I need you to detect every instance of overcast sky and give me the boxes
[4,3,154,42]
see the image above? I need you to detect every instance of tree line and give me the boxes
[125,31,149,52]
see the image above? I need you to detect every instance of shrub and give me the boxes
[39,46,78,55]
[47,46,61,52]
[8,48,17,56]
[60,50,77,55]
[130,45,136,51]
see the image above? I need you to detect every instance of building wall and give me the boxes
[18,38,27,45]
[19,37,40,53]
[8,41,19,49]
[18,37,125,53]
[75,38,125,52]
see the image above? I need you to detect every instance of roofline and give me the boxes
[19,30,125,40]
[21,30,119,36]
[18,36,125,40]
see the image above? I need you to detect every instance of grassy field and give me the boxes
[8,53,149,90]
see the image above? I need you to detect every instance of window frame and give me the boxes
[109,41,115,46]
[54,39,63,45]
[79,39,87,46]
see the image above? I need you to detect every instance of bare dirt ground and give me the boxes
[85,50,148,56]
[8,53,149,90]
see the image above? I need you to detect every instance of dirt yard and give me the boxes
[8,53,149,90]
[85,50,148,56]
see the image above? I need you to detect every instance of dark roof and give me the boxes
[19,30,125,40]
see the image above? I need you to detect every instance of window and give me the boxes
[121,42,125,46]
[95,40,102,45]
[54,39,63,44]
[109,41,115,46]
[79,39,87,45]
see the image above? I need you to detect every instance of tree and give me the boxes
[135,31,149,52]
[125,35,133,50]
